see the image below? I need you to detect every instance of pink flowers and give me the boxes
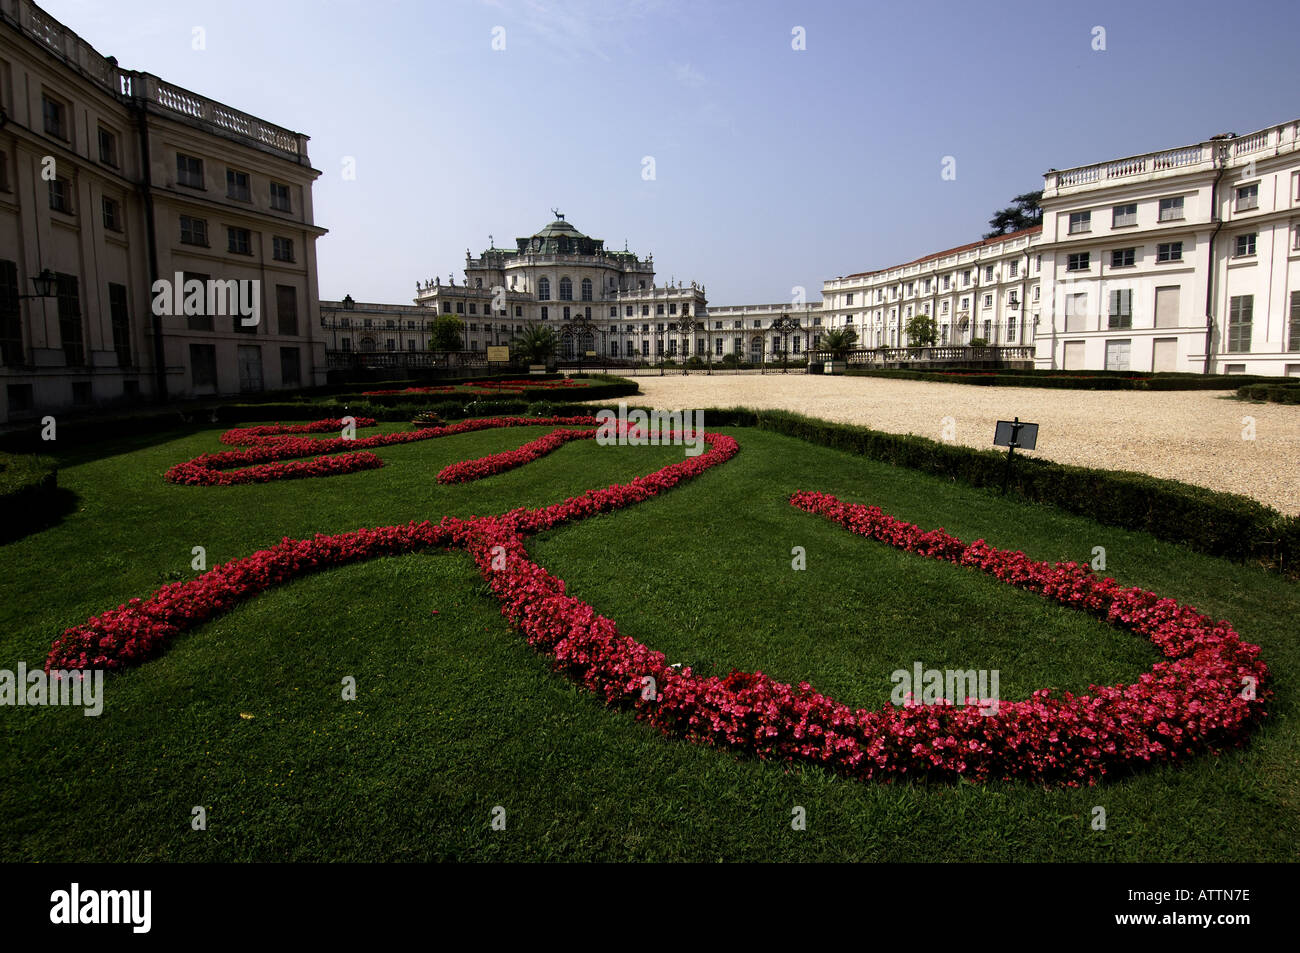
[165,415,600,485]
[50,419,1270,788]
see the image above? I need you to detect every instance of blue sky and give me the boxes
[41,0,1300,305]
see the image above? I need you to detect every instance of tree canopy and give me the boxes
[984,190,1043,239]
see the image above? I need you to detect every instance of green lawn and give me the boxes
[1,420,1296,861]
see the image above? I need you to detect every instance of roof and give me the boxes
[530,216,587,240]
[845,225,1042,279]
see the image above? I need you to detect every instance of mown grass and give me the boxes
[0,420,1295,861]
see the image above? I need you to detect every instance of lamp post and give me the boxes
[772,312,799,375]
[18,268,57,300]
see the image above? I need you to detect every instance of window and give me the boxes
[1064,293,1088,333]
[984,266,994,281]
[102,196,122,232]
[540,306,548,320]
[942,275,951,290]
[1236,183,1259,211]
[1033,286,1040,302]
[656,304,665,315]
[468,303,477,315]
[562,306,570,320]
[270,182,291,212]
[189,343,217,388]
[580,278,592,301]
[49,177,72,213]
[1069,211,1091,234]
[538,277,550,300]
[56,273,84,366]
[0,260,21,365]
[1228,295,1253,352]
[1289,291,1300,352]
[177,153,204,189]
[280,347,300,387]
[176,215,207,247]
[1112,203,1137,227]
[0,150,8,192]
[609,307,617,318]
[276,285,298,335]
[515,306,522,317]
[455,302,464,314]
[1156,242,1183,263]
[184,272,212,330]
[386,339,395,351]
[941,301,949,314]
[1158,196,1184,222]
[1108,289,1133,329]
[1008,261,1018,278]
[273,236,294,261]
[227,227,252,255]
[1111,247,1135,268]
[109,282,131,367]
[982,294,993,309]
[1234,233,1256,257]
[226,169,251,201]
[42,95,66,139]
[641,305,649,317]
[846,292,854,305]
[97,127,118,167]
[670,303,678,315]
[559,277,573,300]
[1067,252,1090,272]
[962,270,970,286]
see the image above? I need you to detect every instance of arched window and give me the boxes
[559,277,573,300]
[475,278,482,289]
[580,278,592,301]
[538,277,550,301]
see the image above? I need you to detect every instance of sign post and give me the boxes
[993,417,1038,495]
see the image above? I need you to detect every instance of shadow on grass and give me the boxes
[0,486,81,545]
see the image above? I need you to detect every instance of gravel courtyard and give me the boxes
[594,374,1300,514]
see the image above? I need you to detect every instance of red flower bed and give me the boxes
[54,420,1269,787]
[436,428,592,484]
[166,415,599,485]
[219,418,377,445]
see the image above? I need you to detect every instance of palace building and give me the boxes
[0,0,327,425]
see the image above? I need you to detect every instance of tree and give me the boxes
[511,321,557,364]
[904,313,938,347]
[430,314,465,351]
[818,326,858,359]
[984,190,1043,239]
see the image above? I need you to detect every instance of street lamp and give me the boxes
[19,268,57,300]
[772,312,799,375]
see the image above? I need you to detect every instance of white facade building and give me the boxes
[1037,120,1300,375]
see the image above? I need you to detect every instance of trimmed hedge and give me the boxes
[0,452,60,542]
[334,376,639,408]
[1237,382,1300,404]
[602,404,1295,576]
[845,368,1280,391]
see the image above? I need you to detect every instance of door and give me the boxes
[750,336,764,363]
[1104,339,1131,371]
[1152,337,1178,372]
[237,345,264,393]
[1062,340,1086,370]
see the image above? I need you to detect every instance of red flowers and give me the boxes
[436,428,592,484]
[166,415,599,485]
[51,420,1270,788]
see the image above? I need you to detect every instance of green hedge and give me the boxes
[0,452,60,542]
[600,404,1294,576]
[1237,382,1300,404]
[844,368,1280,391]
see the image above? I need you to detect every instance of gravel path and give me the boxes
[587,375,1300,514]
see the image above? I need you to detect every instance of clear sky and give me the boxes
[39,0,1300,306]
